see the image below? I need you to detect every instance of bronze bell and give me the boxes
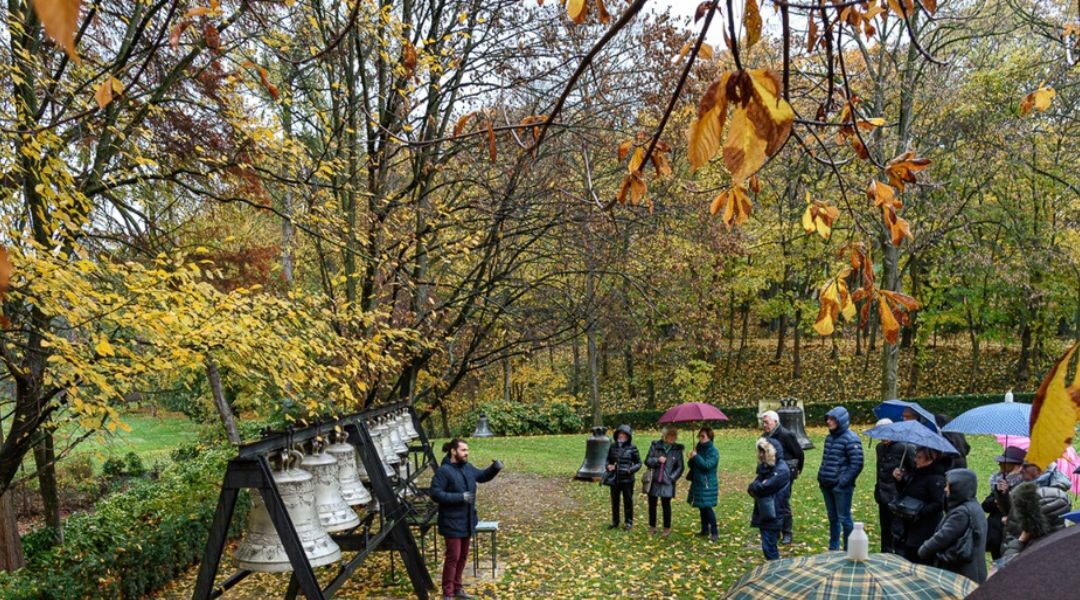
[301,441,361,533]
[472,413,495,438]
[574,426,611,480]
[777,397,814,450]
[234,450,341,572]
[325,432,372,508]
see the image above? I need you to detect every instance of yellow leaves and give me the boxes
[885,150,930,191]
[677,41,714,61]
[813,271,855,336]
[33,0,82,62]
[1020,83,1055,116]
[687,73,730,173]
[616,171,647,206]
[878,290,919,345]
[868,179,912,246]
[801,194,839,239]
[95,337,115,357]
[614,135,672,207]
[709,183,752,226]
[743,0,762,50]
[94,76,124,109]
[486,120,497,162]
[453,112,477,137]
[886,0,914,19]
[567,0,587,24]
[1028,342,1080,470]
[835,103,885,160]
[628,147,645,174]
[723,103,767,183]
[402,40,419,77]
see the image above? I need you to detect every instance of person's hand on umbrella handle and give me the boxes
[607,464,615,472]
[688,450,697,460]
[996,479,1009,493]
[658,456,667,464]
[1019,530,1031,543]
[892,467,904,481]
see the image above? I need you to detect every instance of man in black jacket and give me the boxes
[761,410,804,545]
[430,438,503,600]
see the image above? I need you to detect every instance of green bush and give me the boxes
[460,398,583,437]
[124,451,147,477]
[0,448,244,600]
[101,457,126,479]
[604,392,1033,430]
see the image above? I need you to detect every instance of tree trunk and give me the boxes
[723,291,737,377]
[587,272,602,427]
[737,302,750,361]
[792,307,802,379]
[880,242,900,401]
[502,358,511,403]
[601,340,609,378]
[205,356,240,445]
[623,345,635,400]
[438,402,451,438]
[0,423,24,571]
[965,302,981,393]
[571,336,581,396]
[33,431,62,544]
[773,314,787,363]
[1017,317,1032,388]
[645,375,656,410]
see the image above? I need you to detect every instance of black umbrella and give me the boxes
[968,526,1080,599]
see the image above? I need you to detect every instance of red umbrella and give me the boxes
[658,402,729,424]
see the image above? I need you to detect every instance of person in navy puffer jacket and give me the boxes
[816,406,864,551]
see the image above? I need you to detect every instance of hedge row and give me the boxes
[603,393,1034,431]
[0,446,245,599]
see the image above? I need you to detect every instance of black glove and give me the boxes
[491,459,504,472]
[463,491,475,504]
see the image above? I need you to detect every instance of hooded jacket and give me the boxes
[918,469,987,584]
[687,439,719,508]
[817,407,863,490]
[749,437,791,530]
[645,439,685,499]
[606,424,642,484]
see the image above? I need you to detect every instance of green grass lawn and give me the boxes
[63,411,200,473]
[432,427,1078,599]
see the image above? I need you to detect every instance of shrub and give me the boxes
[101,457,126,479]
[124,452,147,478]
[0,448,244,600]
[459,397,583,436]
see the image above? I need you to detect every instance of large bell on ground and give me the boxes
[574,426,611,480]
[401,410,419,440]
[301,442,361,533]
[234,451,341,572]
[778,397,814,450]
[472,413,495,438]
[325,432,372,507]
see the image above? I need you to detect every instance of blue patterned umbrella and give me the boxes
[863,420,959,454]
[940,400,1030,437]
[873,400,939,432]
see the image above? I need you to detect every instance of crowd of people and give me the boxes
[428,406,1075,599]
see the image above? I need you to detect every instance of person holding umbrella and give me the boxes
[873,418,914,554]
[644,426,685,536]
[687,427,720,542]
[891,446,946,564]
[817,406,864,551]
[982,446,1026,559]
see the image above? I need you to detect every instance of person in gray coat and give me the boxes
[918,469,987,584]
[644,426,685,536]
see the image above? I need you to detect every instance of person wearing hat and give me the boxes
[873,418,914,554]
[982,446,1025,559]
[760,410,804,544]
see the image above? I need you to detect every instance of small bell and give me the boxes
[472,413,495,438]
[376,421,401,465]
[234,451,341,572]
[401,410,419,440]
[301,440,360,533]
[389,420,409,455]
[325,432,372,508]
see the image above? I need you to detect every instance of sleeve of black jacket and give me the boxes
[918,508,969,559]
[430,466,465,504]
[469,462,500,484]
[628,445,642,475]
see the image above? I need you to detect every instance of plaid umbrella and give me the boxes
[723,552,977,599]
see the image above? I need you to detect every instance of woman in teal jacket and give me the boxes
[687,427,720,541]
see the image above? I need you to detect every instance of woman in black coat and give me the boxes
[919,469,988,583]
[644,427,685,536]
[605,424,642,530]
[891,447,946,564]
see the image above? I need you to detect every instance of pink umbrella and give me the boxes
[995,435,1080,494]
[658,402,729,424]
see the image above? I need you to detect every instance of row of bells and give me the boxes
[234,410,421,572]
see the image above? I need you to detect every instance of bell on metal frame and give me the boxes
[301,441,361,533]
[368,422,397,477]
[325,432,372,507]
[376,421,401,466]
[472,413,495,438]
[777,397,814,450]
[574,426,611,481]
[401,409,419,440]
[234,450,341,572]
[389,420,409,455]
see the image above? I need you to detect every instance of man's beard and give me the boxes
[456,454,469,464]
